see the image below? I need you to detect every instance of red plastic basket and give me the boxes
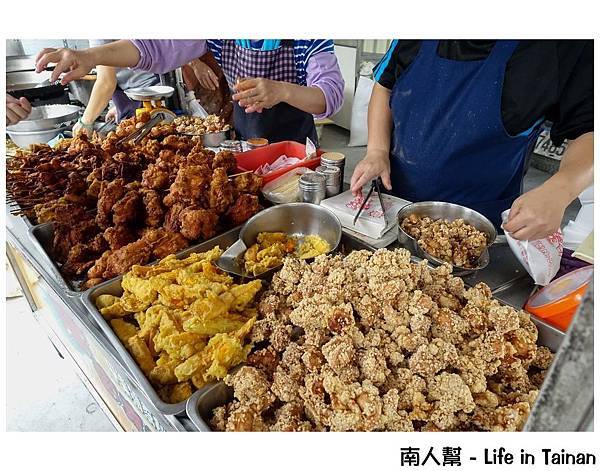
[235,141,323,183]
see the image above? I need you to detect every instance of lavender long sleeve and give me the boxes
[131,40,207,74]
[306,52,345,119]
[131,39,344,118]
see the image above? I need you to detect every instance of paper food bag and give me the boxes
[501,210,563,286]
[321,189,410,239]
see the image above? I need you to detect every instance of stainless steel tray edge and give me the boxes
[27,222,81,297]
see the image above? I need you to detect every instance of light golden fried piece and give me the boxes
[127,334,157,375]
[110,319,139,345]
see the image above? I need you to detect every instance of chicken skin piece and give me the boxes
[179,207,220,241]
[226,194,262,226]
[208,167,236,214]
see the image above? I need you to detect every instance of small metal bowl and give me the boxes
[396,201,497,276]
[182,129,231,147]
[7,125,69,149]
[217,202,342,278]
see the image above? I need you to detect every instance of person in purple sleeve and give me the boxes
[36,39,345,144]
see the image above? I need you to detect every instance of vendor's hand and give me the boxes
[503,183,571,241]
[6,94,32,125]
[105,107,117,123]
[72,119,93,137]
[35,47,94,85]
[232,78,287,113]
[350,149,392,195]
[190,59,219,91]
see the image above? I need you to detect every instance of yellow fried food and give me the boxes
[95,247,260,404]
[243,231,330,276]
[297,234,330,259]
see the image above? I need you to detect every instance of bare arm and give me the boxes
[81,66,117,125]
[504,132,594,240]
[350,83,394,194]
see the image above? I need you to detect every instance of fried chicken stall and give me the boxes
[5,115,591,432]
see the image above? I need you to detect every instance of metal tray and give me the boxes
[80,228,374,416]
[28,221,81,296]
[81,226,242,415]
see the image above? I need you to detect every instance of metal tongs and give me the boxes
[353,177,389,227]
[116,113,164,145]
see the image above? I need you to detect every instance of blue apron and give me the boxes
[389,40,542,228]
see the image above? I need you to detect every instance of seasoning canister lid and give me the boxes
[299,172,327,188]
[320,152,345,164]
[247,137,269,148]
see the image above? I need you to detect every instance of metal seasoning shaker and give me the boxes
[320,152,346,185]
[299,173,327,204]
[316,165,341,197]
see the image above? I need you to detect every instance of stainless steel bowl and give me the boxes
[6,104,81,132]
[217,203,342,277]
[7,125,69,149]
[396,201,497,276]
[202,130,231,147]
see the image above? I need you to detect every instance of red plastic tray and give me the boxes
[235,141,323,183]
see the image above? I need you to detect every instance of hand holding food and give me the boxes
[35,47,95,85]
[6,94,32,125]
[503,184,570,241]
[232,78,287,114]
[350,149,392,196]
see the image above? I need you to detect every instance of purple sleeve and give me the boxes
[306,52,345,119]
[131,40,207,74]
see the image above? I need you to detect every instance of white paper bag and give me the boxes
[501,210,563,286]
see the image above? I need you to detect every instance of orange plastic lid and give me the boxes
[525,265,593,317]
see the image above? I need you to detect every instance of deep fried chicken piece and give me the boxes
[225,366,275,413]
[225,194,262,226]
[141,189,164,228]
[179,207,219,241]
[104,225,136,250]
[112,190,142,226]
[165,164,211,205]
[208,167,236,214]
[233,172,263,195]
[142,228,189,259]
[164,203,186,232]
[212,150,237,172]
[141,163,170,190]
[96,178,125,228]
[101,238,153,280]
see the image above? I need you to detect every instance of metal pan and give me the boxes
[28,222,82,296]
[186,315,565,431]
[81,227,242,416]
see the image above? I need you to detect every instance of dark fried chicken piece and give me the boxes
[164,203,186,232]
[187,148,214,167]
[233,172,263,195]
[141,189,165,228]
[112,190,142,226]
[208,167,236,214]
[104,225,137,250]
[96,178,125,228]
[142,163,170,190]
[212,150,237,172]
[143,228,190,259]
[179,207,219,241]
[226,194,262,226]
[101,238,153,280]
[165,164,211,206]
[61,234,108,276]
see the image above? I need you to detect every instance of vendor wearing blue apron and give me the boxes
[350,40,593,240]
[37,39,345,145]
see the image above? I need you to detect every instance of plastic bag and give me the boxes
[501,209,564,286]
[348,74,375,147]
